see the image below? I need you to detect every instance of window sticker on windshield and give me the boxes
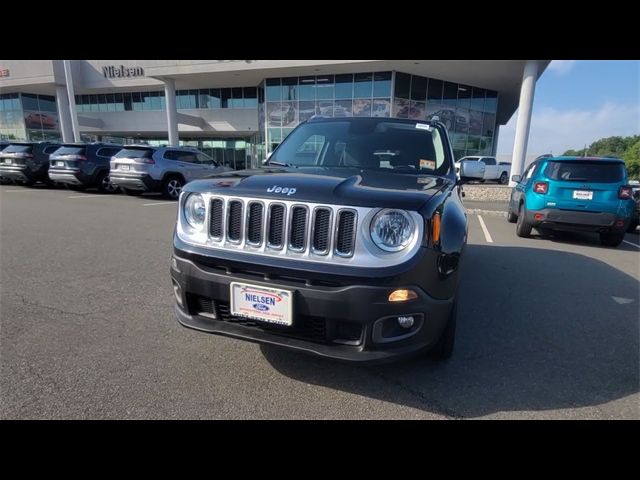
[415,123,432,131]
[420,159,436,170]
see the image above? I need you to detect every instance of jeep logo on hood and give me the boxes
[267,185,296,196]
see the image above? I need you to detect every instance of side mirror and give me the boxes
[511,175,521,183]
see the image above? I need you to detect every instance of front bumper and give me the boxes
[110,172,160,191]
[170,252,453,364]
[526,208,629,233]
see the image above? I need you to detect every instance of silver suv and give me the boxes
[109,145,230,199]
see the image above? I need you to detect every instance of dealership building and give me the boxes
[0,60,549,174]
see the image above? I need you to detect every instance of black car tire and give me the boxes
[626,220,638,233]
[506,207,518,223]
[122,188,143,196]
[599,231,625,247]
[96,171,118,194]
[515,203,533,237]
[499,172,508,185]
[162,175,184,200]
[429,300,457,360]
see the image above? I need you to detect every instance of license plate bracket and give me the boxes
[573,190,593,200]
[230,282,293,326]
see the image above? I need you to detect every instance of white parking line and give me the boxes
[477,215,494,243]
[3,189,38,193]
[67,194,104,199]
[142,202,176,206]
[622,240,640,248]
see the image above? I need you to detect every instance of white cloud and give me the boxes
[497,102,640,157]
[547,60,577,75]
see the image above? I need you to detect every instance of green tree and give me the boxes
[623,139,640,180]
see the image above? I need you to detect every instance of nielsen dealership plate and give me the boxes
[573,190,593,200]
[4,158,11,164]
[230,282,293,326]
[119,164,130,171]
[56,161,65,167]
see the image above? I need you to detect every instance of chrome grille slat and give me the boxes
[311,207,332,255]
[288,206,308,252]
[227,200,243,243]
[335,210,357,257]
[246,202,264,246]
[209,198,224,239]
[267,204,286,248]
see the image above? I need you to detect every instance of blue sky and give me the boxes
[497,60,639,156]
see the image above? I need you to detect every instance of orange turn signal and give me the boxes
[388,289,418,302]
[431,211,441,246]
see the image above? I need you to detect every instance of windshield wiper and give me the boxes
[267,160,297,168]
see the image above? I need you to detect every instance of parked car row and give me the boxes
[0,141,231,199]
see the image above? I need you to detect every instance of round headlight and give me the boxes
[184,193,206,229]
[370,209,416,252]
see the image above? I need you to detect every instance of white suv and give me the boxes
[110,145,231,199]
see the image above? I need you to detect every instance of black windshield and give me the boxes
[269,118,451,176]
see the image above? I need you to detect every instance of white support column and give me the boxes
[55,84,73,143]
[509,60,539,187]
[62,60,81,142]
[163,78,179,146]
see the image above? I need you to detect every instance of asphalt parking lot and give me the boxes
[1,184,638,419]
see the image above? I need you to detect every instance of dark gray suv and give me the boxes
[48,143,123,193]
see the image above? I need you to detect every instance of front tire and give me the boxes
[507,204,518,223]
[515,203,533,237]
[599,231,625,247]
[162,176,184,200]
[429,300,457,360]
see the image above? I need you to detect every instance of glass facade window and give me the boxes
[263,72,393,153]
[373,71,392,98]
[244,87,258,108]
[266,78,281,102]
[389,73,498,160]
[316,75,334,100]
[298,76,316,101]
[353,73,373,98]
[410,75,427,101]
[210,89,221,109]
[394,72,411,100]
[335,74,353,99]
[281,77,297,102]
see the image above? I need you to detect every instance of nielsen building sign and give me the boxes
[103,65,144,79]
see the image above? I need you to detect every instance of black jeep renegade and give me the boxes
[170,117,470,363]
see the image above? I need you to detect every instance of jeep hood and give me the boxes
[184,167,451,210]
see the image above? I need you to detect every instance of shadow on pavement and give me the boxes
[261,244,639,418]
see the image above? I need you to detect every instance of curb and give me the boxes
[465,208,507,217]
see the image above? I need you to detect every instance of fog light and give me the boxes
[615,220,624,227]
[534,213,544,220]
[172,280,183,307]
[388,289,418,302]
[397,316,415,329]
